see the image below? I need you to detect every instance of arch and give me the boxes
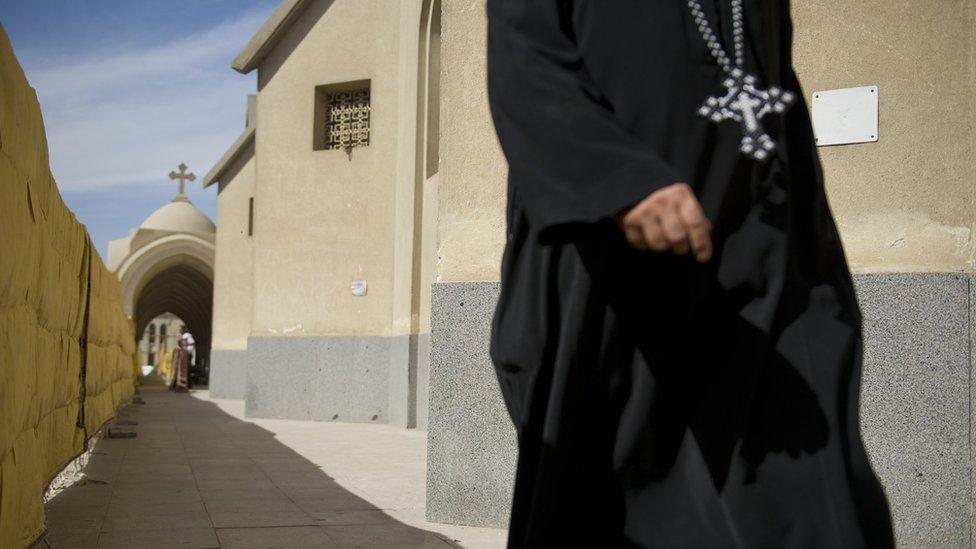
[134,266,212,355]
[117,232,215,368]
[117,233,215,316]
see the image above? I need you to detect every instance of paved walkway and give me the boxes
[39,383,507,548]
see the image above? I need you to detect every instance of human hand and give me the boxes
[613,183,713,262]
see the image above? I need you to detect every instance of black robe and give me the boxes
[485,0,895,547]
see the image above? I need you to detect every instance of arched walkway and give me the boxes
[116,233,215,367]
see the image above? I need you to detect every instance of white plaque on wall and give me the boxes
[811,85,879,146]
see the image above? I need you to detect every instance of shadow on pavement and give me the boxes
[38,383,463,549]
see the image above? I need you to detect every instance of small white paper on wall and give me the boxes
[351,279,368,296]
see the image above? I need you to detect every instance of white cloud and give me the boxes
[26,10,266,99]
[21,7,268,192]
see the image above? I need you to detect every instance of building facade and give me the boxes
[206,0,441,428]
[205,97,256,399]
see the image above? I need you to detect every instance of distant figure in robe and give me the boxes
[485,0,894,547]
[175,325,194,393]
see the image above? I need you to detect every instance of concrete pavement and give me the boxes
[38,382,507,548]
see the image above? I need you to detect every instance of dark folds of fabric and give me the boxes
[485,0,895,547]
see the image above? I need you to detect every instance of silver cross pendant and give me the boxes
[697,68,796,162]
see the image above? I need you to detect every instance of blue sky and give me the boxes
[1,0,278,257]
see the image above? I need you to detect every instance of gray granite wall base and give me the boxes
[854,273,971,548]
[416,332,431,430]
[425,274,976,546]
[245,335,390,423]
[387,332,431,429]
[426,282,516,528]
[209,349,248,399]
[388,334,416,428]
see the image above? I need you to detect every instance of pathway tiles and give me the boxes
[38,384,506,549]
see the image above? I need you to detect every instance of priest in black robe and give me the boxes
[485,0,895,547]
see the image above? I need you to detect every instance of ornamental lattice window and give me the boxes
[314,81,371,151]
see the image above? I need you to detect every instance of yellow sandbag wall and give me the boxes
[84,257,137,435]
[0,26,136,548]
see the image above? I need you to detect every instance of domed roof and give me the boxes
[140,197,215,234]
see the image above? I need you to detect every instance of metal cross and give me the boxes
[697,69,796,161]
[168,163,196,196]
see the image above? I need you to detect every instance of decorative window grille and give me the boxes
[323,88,370,150]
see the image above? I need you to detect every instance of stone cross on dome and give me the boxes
[168,163,196,201]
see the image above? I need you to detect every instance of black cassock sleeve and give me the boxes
[486,0,681,243]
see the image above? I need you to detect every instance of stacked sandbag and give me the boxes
[83,253,137,435]
[0,25,136,548]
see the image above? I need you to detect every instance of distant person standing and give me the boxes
[176,325,195,392]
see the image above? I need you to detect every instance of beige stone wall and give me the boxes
[212,145,255,350]
[435,1,976,282]
[251,0,403,336]
[372,0,439,338]
[436,0,506,283]
[391,0,429,337]
[414,0,441,334]
[792,1,976,273]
